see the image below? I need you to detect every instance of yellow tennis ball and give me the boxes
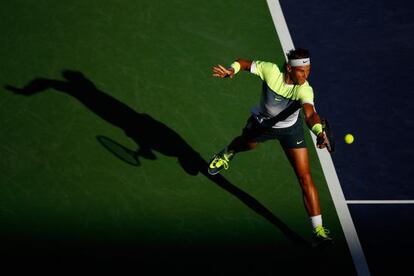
[344,134,354,144]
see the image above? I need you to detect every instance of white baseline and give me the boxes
[347,200,414,204]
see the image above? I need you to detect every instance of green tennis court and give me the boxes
[0,1,355,274]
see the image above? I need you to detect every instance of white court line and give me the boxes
[265,1,371,275]
[347,200,414,204]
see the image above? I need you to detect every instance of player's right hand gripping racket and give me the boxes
[319,119,335,153]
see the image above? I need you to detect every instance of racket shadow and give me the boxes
[96,135,140,166]
[5,70,309,248]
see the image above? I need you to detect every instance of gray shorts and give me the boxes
[241,115,307,149]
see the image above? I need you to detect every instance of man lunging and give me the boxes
[208,48,333,246]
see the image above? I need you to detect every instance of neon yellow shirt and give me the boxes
[250,60,314,128]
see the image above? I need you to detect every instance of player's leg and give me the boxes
[283,147,320,217]
[278,117,332,245]
[208,135,258,175]
[227,135,258,153]
[283,146,332,245]
[208,116,260,175]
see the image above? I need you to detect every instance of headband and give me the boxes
[288,58,310,67]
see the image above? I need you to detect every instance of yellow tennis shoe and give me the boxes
[208,151,232,175]
[312,225,333,247]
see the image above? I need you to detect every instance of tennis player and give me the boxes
[208,48,332,245]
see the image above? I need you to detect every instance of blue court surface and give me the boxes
[281,0,414,275]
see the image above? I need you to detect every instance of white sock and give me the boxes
[310,215,322,230]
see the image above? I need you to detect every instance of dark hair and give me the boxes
[286,48,310,60]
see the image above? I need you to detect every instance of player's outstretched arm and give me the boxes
[303,103,329,150]
[212,59,252,78]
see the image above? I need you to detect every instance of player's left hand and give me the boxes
[212,65,235,78]
[4,78,50,95]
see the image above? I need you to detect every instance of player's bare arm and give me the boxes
[212,59,252,78]
[303,103,329,149]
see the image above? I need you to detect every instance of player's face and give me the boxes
[291,65,311,85]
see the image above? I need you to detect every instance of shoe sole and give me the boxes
[207,168,221,175]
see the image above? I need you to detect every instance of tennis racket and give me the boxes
[319,119,335,153]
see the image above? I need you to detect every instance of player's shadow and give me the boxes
[5,70,309,248]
